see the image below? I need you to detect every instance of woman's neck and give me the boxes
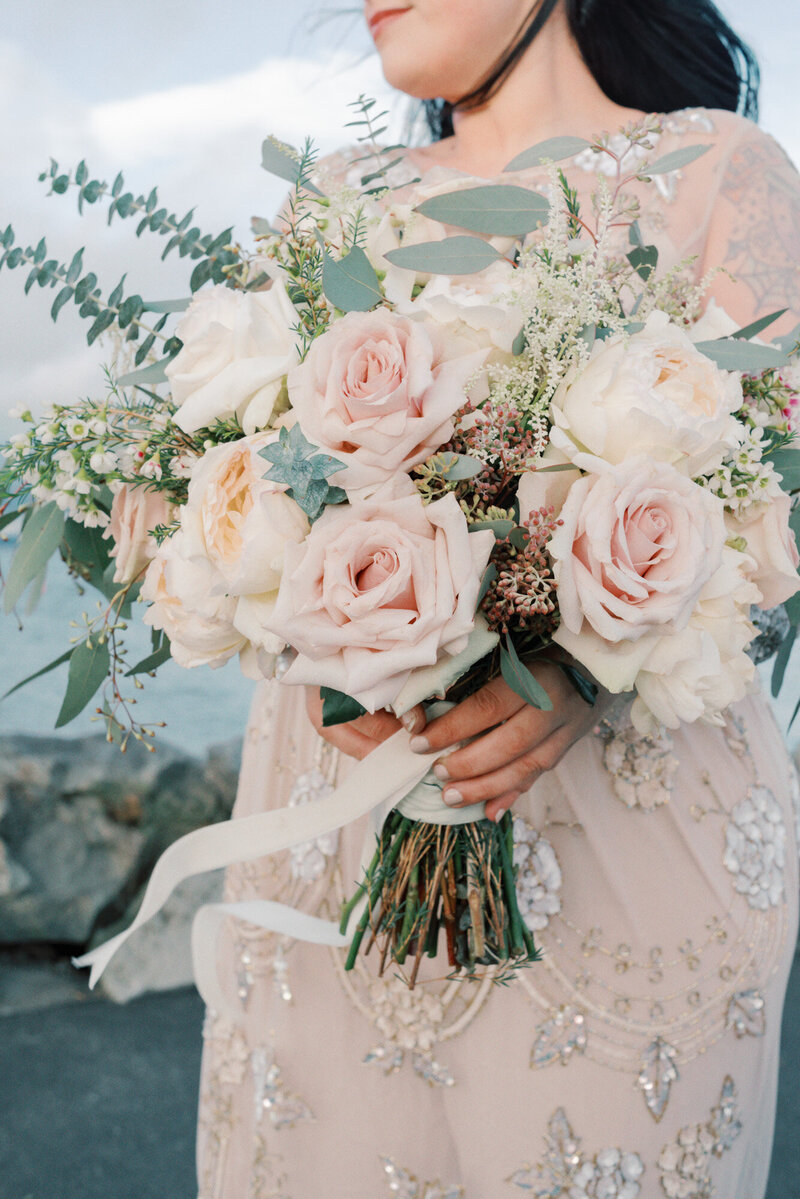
[413,10,646,178]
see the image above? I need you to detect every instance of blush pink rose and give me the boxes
[548,459,726,652]
[727,490,800,609]
[288,310,487,496]
[104,484,174,585]
[267,479,496,712]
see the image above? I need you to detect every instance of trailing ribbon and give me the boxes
[73,727,485,1012]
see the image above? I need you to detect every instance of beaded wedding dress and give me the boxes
[196,110,800,1199]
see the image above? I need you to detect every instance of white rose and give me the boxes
[726,488,800,610]
[398,260,519,353]
[104,484,174,585]
[168,282,300,436]
[550,310,743,476]
[689,298,740,342]
[141,530,248,671]
[630,548,759,732]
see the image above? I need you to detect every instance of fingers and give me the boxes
[409,676,524,754]
[398,704,426,736]
[431,704,561,785]
[439,726,573,809]
[485,791,522,824]
[349,709,403,741]
[304,688,397,760]
[319,723,385,760]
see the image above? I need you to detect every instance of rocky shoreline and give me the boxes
[0,732,241,1003]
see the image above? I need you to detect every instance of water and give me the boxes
[0,541,254,756]
[0,541,798,758]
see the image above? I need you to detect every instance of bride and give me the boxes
[196,2,800,1196]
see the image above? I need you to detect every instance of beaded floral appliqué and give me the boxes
[364,976,455,1087]
[513,816,563,929]
[723,784,786,909]
[596,718,678,812]
[287,769,339,883]
[381,1157,464,1198]
[508,1108,645,1196]
[657,1076,742,1198]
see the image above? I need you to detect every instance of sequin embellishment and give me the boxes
[597,717,678,812]
[508,1108,645,1196]
[287,770,339,883]
[723,785,786,909]
[657,1076,742,1197]
[514,817,563,930]
[381,1157,464,1198]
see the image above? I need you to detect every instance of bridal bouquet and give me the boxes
[2,103,799,984]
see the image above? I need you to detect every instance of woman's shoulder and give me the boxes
[660,106,796,173]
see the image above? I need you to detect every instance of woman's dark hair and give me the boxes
[423,0,759,140]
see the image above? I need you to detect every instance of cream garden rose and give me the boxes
[267,478,496,712]
[630,547,760,733]
[142,530,251,672]
[548,459,727,662]
[104,483,174,585]
[178,433,309,656]
[549,310,743,476]
[288,309,488,496]
[726,488,800,609]
[168,281,300,436]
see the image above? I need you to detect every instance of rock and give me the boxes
[94,872,225,1004]
[0,733,241,948]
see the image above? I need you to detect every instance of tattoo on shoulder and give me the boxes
[719,135,800,312]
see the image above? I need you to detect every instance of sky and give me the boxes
[0,0,797,433]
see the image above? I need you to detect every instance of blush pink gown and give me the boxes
[196,109,800,1199]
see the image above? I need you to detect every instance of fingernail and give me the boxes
[443,788,463,806]
[494,807,507,823]
[401,711,420,733]
[409,735,430,753]
[432,762,450,782]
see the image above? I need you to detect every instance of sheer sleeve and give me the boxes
[699,120,800,335]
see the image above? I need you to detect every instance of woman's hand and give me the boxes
[403,661,613,823]
[305,687,404,760]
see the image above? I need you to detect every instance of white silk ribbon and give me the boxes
[72,727,485,1008]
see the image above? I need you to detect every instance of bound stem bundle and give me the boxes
[341,809,540,987]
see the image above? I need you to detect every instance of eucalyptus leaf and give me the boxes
[429,452,484,480]
[504,136,591,172]
[500,638,553,711]
[558,661,598,706]
[469,518,515,539]
[776,322,800,356]
[2,648,74,702]
[641,144,711,175]
[3,503,64,613]
[117,356,172,387]
[732,309,787,340]
[512,327,527,355]
[322,245,382,312]
[321,686,366,727]
[55,637,110,727]
[142,298,191,314]
[694,338,788,371]
[384,236,504,276]
[786,592,800,627]
[261,137,324,197]
[415,185,549,237]
[771,624,797,697]
[765,446,800,491]
[126,639,173,676]
[627,244,658,280]
[0,507,30,533]
[477,563,497,606]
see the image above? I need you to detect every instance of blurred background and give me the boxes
[0,3,798,1197]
